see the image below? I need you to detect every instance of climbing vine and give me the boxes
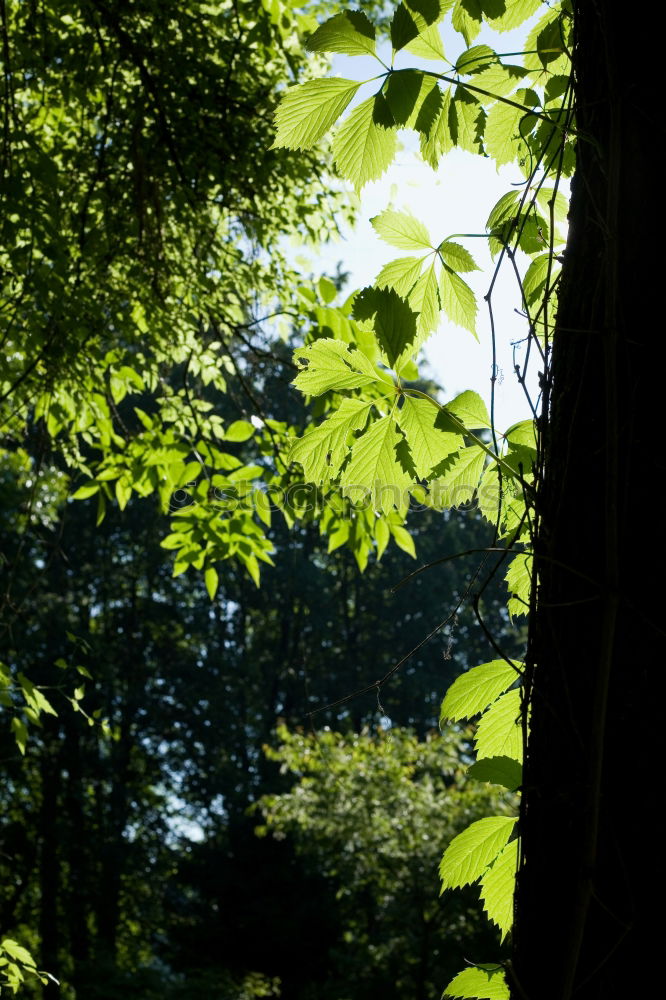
[271,1,574,994]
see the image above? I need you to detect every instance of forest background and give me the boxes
[0,1,550,997]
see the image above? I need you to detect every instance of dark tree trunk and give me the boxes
[38,722,62,998]
[512,5,659,997]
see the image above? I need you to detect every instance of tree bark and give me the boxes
[512,5,660,997]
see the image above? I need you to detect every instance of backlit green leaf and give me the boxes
[488,0,541,32]
[306,11,376,57]
[505,552,532,617]
[375,256,424,297]
[429,444,485,509]
[444,965,509,1000]
[397,396,462,478]
[438,241,479,273]
[341,415,413,513]
[292,339,385,396]
[371,208,432,251]
[333,93,398,191]
[468,63,528,99]
[444,390,490,430]
[205,566,219,600]
[439,815,517,889]
[480,838,518,940]
[467,755,522,791]
[289,398,372,483]
[420,87,454,168]
[439,265,478,335]
[273,78,361,150]
[405,21,446,60]
[353,287,419,368]
[408,260,441,341]
[440,658,519,722]
[455,45,495,74]
[475,688,523,762]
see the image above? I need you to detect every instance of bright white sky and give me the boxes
[299,14,547,431]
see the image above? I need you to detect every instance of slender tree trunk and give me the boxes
[38,722,61,998]
[512,5,659,997]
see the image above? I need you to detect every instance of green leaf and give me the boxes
[449,90,486,154]
[70,482,100,500]
[341,415,413,514]
[438,241,478,273]
[444,965,509,1000]
[306,11,376,57]
[408,260,441,341]
[475,689,523,763]
[292,339,384,395]
[374,516,390,559]
[420,87,454,168]
[390,3,420,51]
[224,420,255,442]
[405,22,446,61]
[353,287,418,369]
[390,523,416,557]
[397,396,462,479]
[488,0,541,32]
[480,838,518,940]
[467,755,522,791]
[440,658,519,722]
[375,256,424,297]
[505,552,532,617]
[452,0,482,46]
[444,389,490,430]
[455,44,495,74]
[439,815,517,889]
[11,716,28,754]
[484,98,538,167]
[273,78,361,151]
[205,566,219,600]
[468,63,528,99]
[332,93,397,191]
[523,253,557,306]
[289,398,372,484]
[429,444,485,509]
[439,266,477,335]
[371,208,432,251]
[385,71,427,127]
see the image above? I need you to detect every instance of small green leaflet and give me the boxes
[468,63,528,99]
[306,11,376,57]
[273,78,361,150]
[452,0,482,46]
[341,414,413,514]
[467,756,522,792]
[444,965,509,1000]
[484,95,538,167]
[440,658,519,722]
[420,88,454,169]
[480,838,518,940]
[429,445,485,509]
[405,21,446,60]
[353,286,418,369]
[390,521,417,557]
[488,0,542,33]
[390,2,421,51]
[371,208,432,251]
[443,389,490,430]
[289,398,372,484]
[375,256,424,297]
[292,339,385,396]
[224,419,254,442]
[333,93,398,191]
[505,552,532,618]
[439,815,517,889]
[439,265,477,335]
[205,566,219,600]
[408,261,441,340]
[523,253,559,306]
[455,44,495,75]
[385,71,430,128]
[475,688,523,763]
[450,90,485,153]
[397,396,462,478]
[439,241,478,273]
